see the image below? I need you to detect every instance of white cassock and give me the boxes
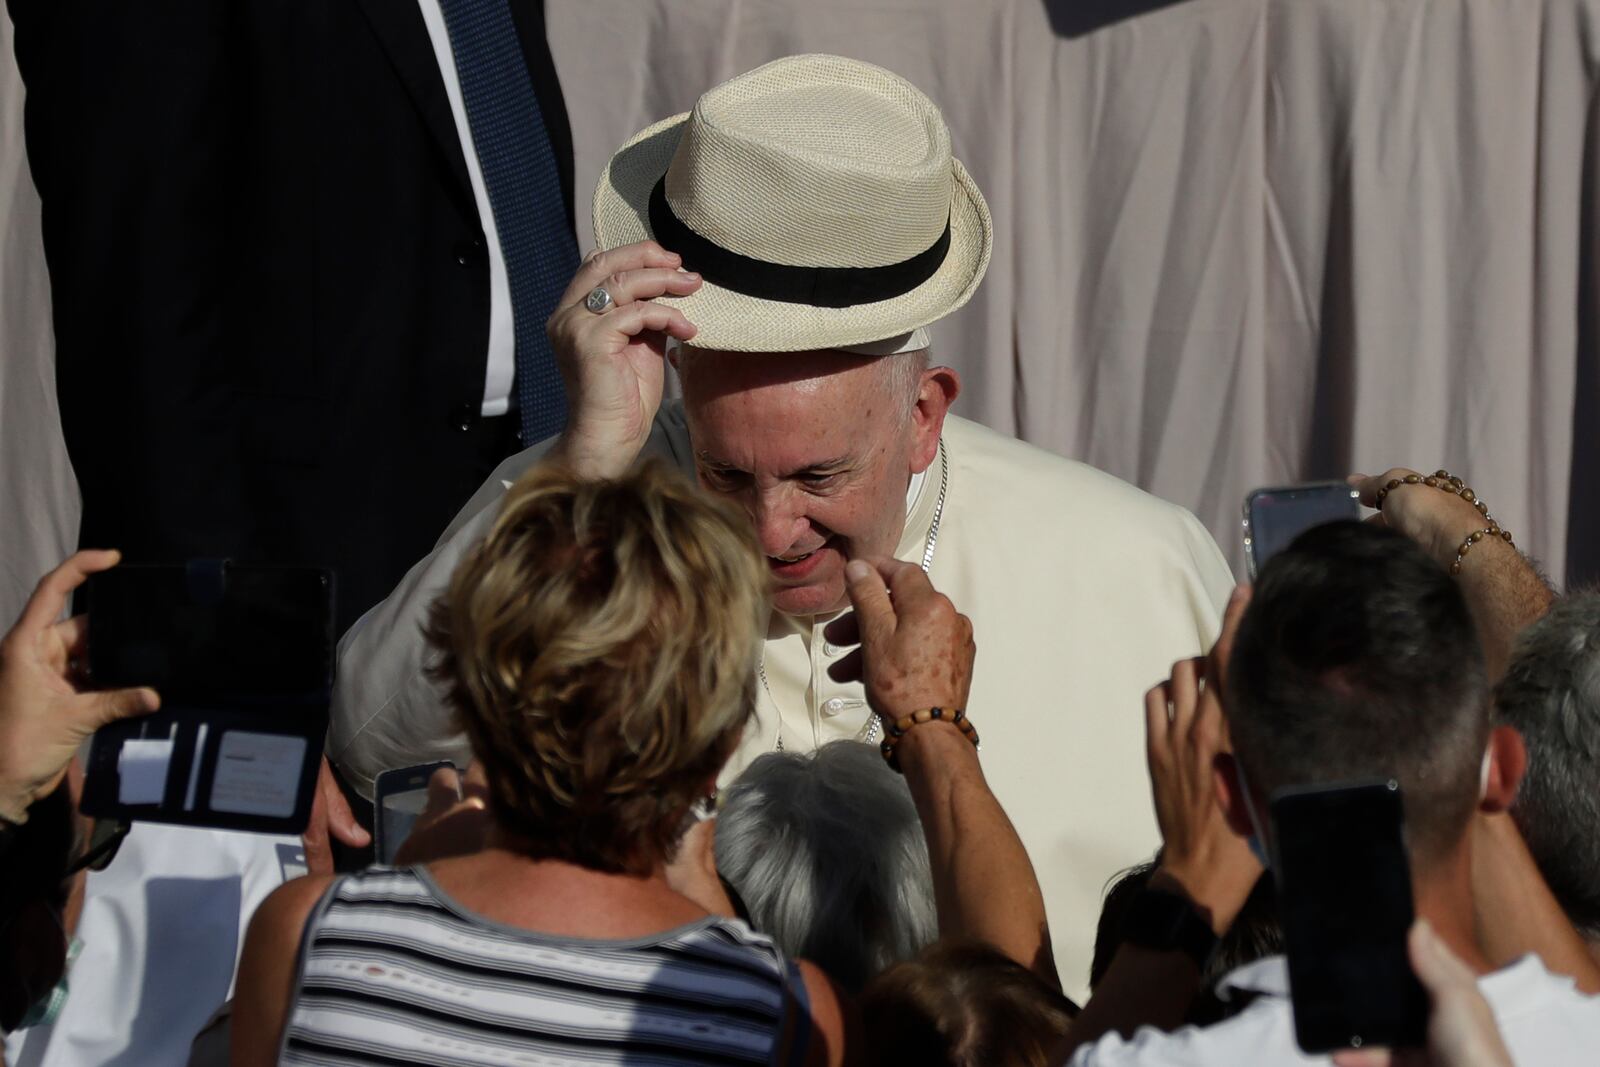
[327,402,1235,999]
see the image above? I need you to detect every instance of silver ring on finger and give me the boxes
[584,285,615,315]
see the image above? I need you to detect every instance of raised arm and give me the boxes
[1350,469,1554,682]
[327,242,700,798]
[841,558,1056,984]
[543,241,700,478]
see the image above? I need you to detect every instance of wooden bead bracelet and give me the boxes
[1374,469,1514,576]
[880,707,979,773]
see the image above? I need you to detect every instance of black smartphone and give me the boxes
[79,561,335,835]
[1270,779,1428,1054]
[374,762,456,865]
[87,562,334,701]
[1242,483,1362,578]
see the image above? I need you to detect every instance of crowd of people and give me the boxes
[6,455,1600,1064]
[3,47,1600,1067]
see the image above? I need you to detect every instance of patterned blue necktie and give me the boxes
[437,0,579,444]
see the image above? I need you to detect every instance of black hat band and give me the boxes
[647,177,951,309]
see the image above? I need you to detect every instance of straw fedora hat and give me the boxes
[592,54,992,353]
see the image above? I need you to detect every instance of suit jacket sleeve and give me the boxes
[9,0,256,562]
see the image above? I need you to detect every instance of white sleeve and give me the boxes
[326,453,532,799]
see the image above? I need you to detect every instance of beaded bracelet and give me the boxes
[1374,469,1514,576]
[880,707,979,773]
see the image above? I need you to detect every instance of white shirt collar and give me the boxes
[1214,954,1290,1001]
[1212,951,1585,1017]
[905,465,927,512]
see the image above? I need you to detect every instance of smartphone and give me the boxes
[1270,779,1428,1054]
[87,562,335,701]
[79,562,335,835]
[1242,483,1362,578]
[374,762,456,865]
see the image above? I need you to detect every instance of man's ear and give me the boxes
[909,365,960,473]
[1214,752,1256,838]
[1479,725,1527,814]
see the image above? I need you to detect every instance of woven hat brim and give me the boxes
[592,113,992,354]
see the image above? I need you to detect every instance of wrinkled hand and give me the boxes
[545,241,701,478]
[392,763,492,866]
[303,756,373,874]
[1145,585,1260,934]
[1349,469,1494,568]
[840,558,974,722]
[1331,920,1513,1067]
[0,550,160,824]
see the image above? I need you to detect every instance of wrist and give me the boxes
[881,708,979,773]
[1429,517,1487,568]
[890,718,977,776]
[1151,859,1255,937]
[894,718,966,755]
[550,428,637,481]
[1118,883,1220,972]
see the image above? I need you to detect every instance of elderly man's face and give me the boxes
[680,348,951,617]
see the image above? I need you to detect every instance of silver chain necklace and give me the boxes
[760,439,950,751]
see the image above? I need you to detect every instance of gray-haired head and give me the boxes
[1495,592,1600,940]
[715,740,937,990]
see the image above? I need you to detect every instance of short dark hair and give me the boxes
[863,940,1077,1067]
[1089,853,1282,1024]
[1226,521,1490,862]
[1495,592,1600,939]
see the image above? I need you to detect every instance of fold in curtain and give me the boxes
[547,0,1600,585]
[3,0,1597,631]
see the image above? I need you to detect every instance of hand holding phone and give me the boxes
[1330,920,1512,1067]
[79,561,335,836]
[0,550,160,824]
[1272,779,1428,1054]
[376,762,495,866]
[1348,469,1495,568]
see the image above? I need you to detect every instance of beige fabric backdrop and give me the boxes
[4,0,1598,621]
[0,9,80,627]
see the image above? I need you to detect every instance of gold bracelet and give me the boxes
[1374,469,1513,576]
[880,707,979,773]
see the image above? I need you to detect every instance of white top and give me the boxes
[415,0,516,418]
[3,824,304,1067]
[1067,954,1600,1066]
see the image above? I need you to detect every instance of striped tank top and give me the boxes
[278,866,810,1066]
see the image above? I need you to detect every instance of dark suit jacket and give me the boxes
[9,0,575,631]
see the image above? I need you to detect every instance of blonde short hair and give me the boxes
[427,460,765,874]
